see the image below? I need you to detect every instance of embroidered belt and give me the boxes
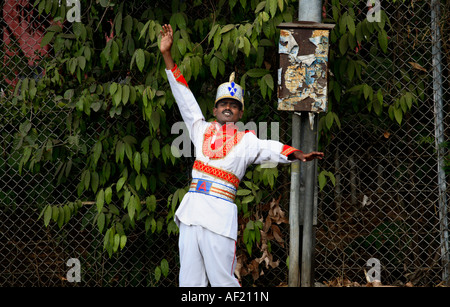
[189,178,237,203]
[192,160,240,188]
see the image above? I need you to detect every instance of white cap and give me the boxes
[215,72,244,109]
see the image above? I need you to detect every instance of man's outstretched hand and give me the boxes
[160,24,175,70]
[292,151,324,162]
[160,24,173,54]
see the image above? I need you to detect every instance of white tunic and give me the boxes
[166,67,298,241]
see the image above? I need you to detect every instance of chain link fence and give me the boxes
[1,0,449,287]
[314,0,450,286]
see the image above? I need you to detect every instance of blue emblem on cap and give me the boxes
[228,82,237,96]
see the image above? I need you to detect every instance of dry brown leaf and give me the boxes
[271,225,284,244]
[268,199,289,224]
[249,259,260,280]
[263,215,272,232]
[234,255,244,280]
[409,61,427,72]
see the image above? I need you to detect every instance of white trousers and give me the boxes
[178,223,241,287]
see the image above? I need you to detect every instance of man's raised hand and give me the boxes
[160,24,173,54]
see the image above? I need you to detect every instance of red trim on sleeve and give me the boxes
[281,145,301,157]
[171,64,189,88]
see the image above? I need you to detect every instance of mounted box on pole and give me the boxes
[277,22,334,113]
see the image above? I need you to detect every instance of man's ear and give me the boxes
[213,107,218,117]
[239,110,244,119]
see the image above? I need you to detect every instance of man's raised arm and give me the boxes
[159,24,205,140]
[160,24,175,70]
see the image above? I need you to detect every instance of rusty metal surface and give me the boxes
[277,22,334,112]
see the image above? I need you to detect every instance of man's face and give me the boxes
[213,99,243,125]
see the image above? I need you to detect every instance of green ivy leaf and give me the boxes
[394,107,402,125]
[339,33,348,55]
[220,24,235,34]
[128,195,136,221]
[93,141,102,166]
[77,56,86,70]
[241,195,255,204]
[210,56,218,78]
[237,189,252,196]
[113,233,120,252]
[246,68,269,77]
[378,29,388,53]
[113,84,122,106]
[263,74,274,91]
[347,15,356,35]
[177,38,187,55]
[110,82,118,96]
[96,189,105,213]
[268,0,277,17]
[134,152,141,174]
[117,177,126,192]
[120,235,127,250]
[135,49,145,72]
[105,186,112,204]
[318,171,326,191]
[43,205,52,227]
[154,266,161,282]
[91,172,99,194]
[152,138,160,158]
[325,112,334,130]
[52,205,59,222]
[97,212,105,233]
[40,31,56,48]
[122,85,130,105]
[57,206,65,228]
[160,259,169,277]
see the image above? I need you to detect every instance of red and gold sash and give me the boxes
[192,160,240,188]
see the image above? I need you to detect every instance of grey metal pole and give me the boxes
[298,0,322,23]
[298,0,322,288]
[289,115,301,287]
[431,0,449,285]
[300,112,318,287]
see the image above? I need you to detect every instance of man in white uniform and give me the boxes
[159,24,324,287]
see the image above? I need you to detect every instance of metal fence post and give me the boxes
[289,115,302,287]
[431,0,449,285]
[299,112,319,287]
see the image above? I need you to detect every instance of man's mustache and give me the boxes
[222,109,233,115]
